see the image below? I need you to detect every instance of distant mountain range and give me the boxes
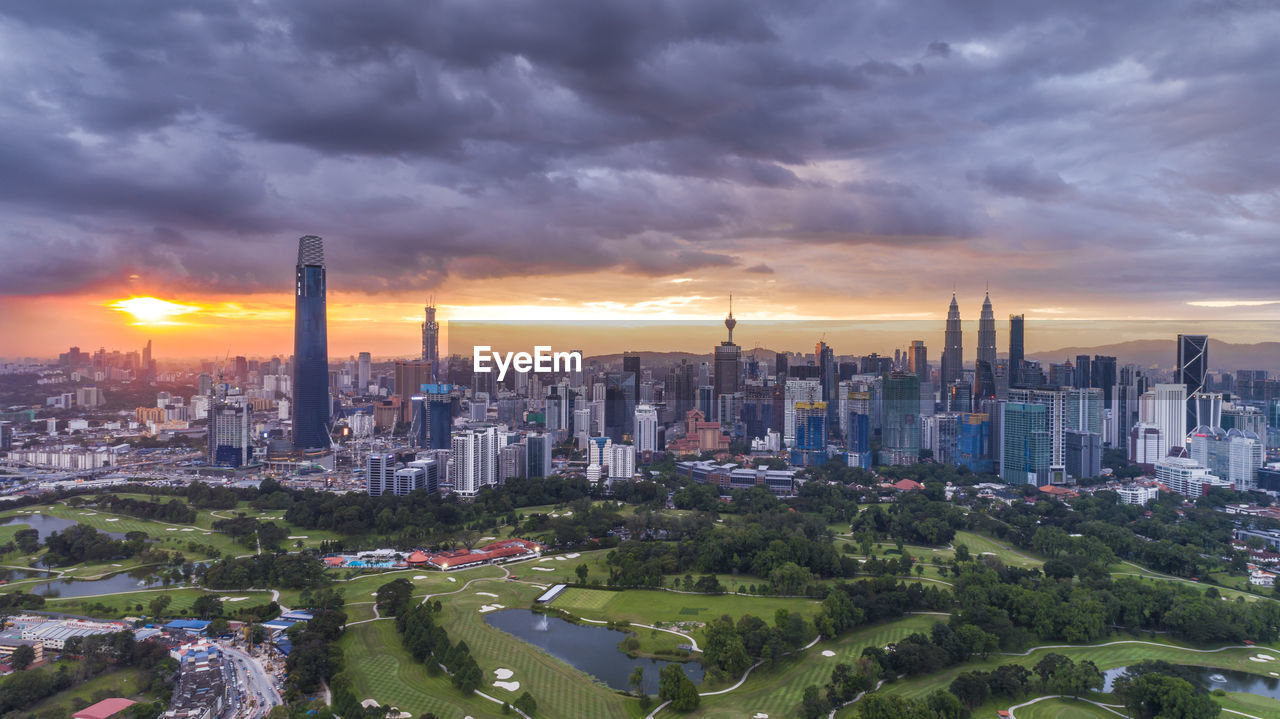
[588,340,1280,373]
[1028,339,1280,372]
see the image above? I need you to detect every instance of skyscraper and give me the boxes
[815,340,838,432]
[908,340,928,381]
[714,299,742,419]
[882,371,921,465]
[974,293,996,402]
[422,299,439,381]
[635,404,658,454]
[1009,314,1025,387]
[941,294,963,387]
[292,235,331,451]
[1176,334,1208,431]
[357,351,371,392]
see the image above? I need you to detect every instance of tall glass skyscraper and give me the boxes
[1008,314,1025,387]
[292,235,331,450]
[1176,334,1208,431]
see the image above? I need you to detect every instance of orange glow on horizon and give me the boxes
[108,296,205,326]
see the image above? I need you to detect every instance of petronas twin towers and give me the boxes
[941,291,998,400]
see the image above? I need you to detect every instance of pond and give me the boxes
[1103,664,1280,701]
[28,567,173,599]
[484,609,704,692]
[0,512,127,540]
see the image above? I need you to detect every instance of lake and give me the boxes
[485,609,704,692]
[1103,664,1280,700]
[0,512,127,540]
[29,567,172,598]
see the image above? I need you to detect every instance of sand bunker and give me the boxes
[413,575,428,580]
[448,577,457,582]
[181,528,193,532]
[1253,654,1276,661]
[494,669,514,680]
[361,699,379,709]
[753,714,769,719]
[220,596,249,602]
[531,567,555,572]
[105,518,119,522]
[565,552,581,559]
[165,528,178,531]
[111,563,122,567]
[538,558,554,562]
[480,536,496,541]
[476,592,499,598]
[555,556,566,561]
[821,650,836,657]
[478,604,505,613]
[288,535,308,539]
[493,680,520,691]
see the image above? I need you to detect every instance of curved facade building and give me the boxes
[292,235,331,450]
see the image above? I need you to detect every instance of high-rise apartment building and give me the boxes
[1009,314,1025,387]
[292,236,331,451]
[882,371,921,465]
[367,452,395,497]
[908,340,928,381]
[422,300,439,381]
[527,433,553,478]
[357,352,371,392]
[452,427,498,496]
[208,401,250,467]
[1001,402,1051,485]
[634,404,658,454]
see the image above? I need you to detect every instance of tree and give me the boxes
[513,691,537,716]
[1051,660,1102,699]
[658,664,700,712]
[575,563,589,583]
[1121,674,1220,719]
[10,643,35,670]
[800,685,829,719]
[148,594,172,617]
[190,594,223,620]
[629,665,646,698]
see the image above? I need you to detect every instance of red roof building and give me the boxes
[73,698,138,719]
[422,539,542,570]
[890,479,924,491]
[406,551,430,566]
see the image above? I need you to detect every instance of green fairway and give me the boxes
[1014,697,1120,718]
[556,587,618,611]
[1214,690,1279,717]
[341,576,639,719]
[952,530,1043,569]
[554,587,822,634]
[688,614,939,718]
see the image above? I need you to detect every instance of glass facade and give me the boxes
[292,235,331,450]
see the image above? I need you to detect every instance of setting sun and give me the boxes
[109,296,203,326]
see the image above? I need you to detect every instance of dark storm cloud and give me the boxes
[0,0,1277,304]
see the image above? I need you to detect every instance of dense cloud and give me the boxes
[0,0,1276,306]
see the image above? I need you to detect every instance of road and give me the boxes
[223,644,283,718]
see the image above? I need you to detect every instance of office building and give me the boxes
[1188,426,1263,491]
[1064,429,1102,480]
[957,412,992,473]
[1009,314,1025,387]
[1065,387,1103,435]
[1144,383,1188,454]
[527,433,553,478]
[1190,391,1223,430]
[1156,455,1229,498]
[1129,423,1165,467]
[1176,334,1209,431]
[410,384,454,450]
[922,412,960,464]
[292,235,331,450]
[367,452,395,497]
[941,294,963,387]
[394,459,440,496]
[908,340,928,381]
[1009,387,1067,481]
[783,379,822,445]
[1075,355,1092,389]
[1001,402,1052,485]
[882,371,921,465]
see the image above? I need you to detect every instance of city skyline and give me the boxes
[2,2,1279,357]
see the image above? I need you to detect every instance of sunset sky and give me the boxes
[1,2,1278,360]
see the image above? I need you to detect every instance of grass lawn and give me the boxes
[952,530,1043,569]
[839,638,1280,717]
[553,587,822,636]
[22,667,149,716]
[1214,690,1279,717]
[686,614,940,718]
[47,588,275,619]
[1014,696,1120,718]
[341,576,642,719]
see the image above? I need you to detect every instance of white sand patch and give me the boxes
[288,535,308,539]
[1272,672,1279,677]
[480,536,496,541]
[389,713,410,719]
[753,714,769,719]
[494,668,514,680]
[371,593,378,596]
[476,592,499,598]
[493,680,520,691]
[565,552,581,559]
[478,604,505,613]
[219,596,249,602]
[555,556,566,561]
[448,577,456,582]
[165,527,178,531]
[549,512,559,517]
[202,532,211,535]
[531,567,555,572]
[105,518,119,522]
[111,563,122,567]
[361,699,379,709]
[413,575,428,580]
[562,511,573,516]
[538,558,554,562]
[1250,656,1273,663]
[181,528,193,532]
[821,650,836,657]
[84,512,96,516]
[1252,654,1276,661]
